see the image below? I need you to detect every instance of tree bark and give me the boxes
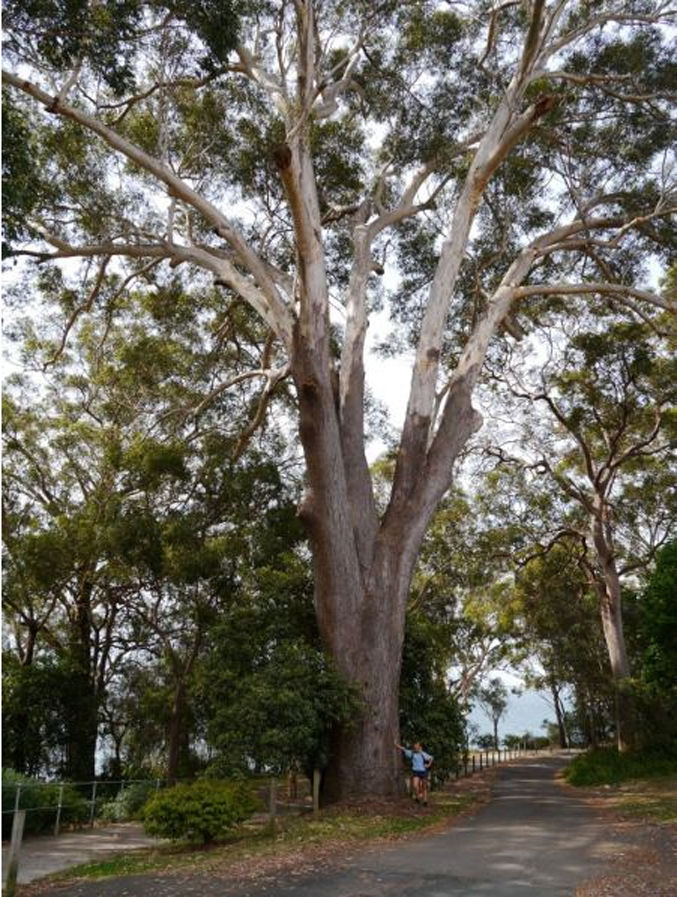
[167,681,186,784]
[590,511,633,751]
[549,678,568,749]
[64,575,98,782]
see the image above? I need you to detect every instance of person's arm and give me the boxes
[394,741,405,751]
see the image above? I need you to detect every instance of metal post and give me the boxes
[5,809,26,897]
[89,781,98,828]
[54,784,65,837]
[312,769,321,817]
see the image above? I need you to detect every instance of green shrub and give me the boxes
[2,769,90,837]
[142,779,259,844]
[99,781,157,822]
[564,748,677,786]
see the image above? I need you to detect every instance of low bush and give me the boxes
[142,779,259,844]
[99,781,157,822]
[2,769,90,837]
[564,748,677,786]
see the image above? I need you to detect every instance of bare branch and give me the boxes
[512,282,676,313]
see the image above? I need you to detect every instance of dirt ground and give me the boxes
[573,784,677,897]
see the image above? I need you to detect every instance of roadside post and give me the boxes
[5,809,26,897]
[89,781,98,828]
[268,777,277,832]
[54,784,65,836]
[312,769,321,817]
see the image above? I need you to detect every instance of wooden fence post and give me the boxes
[268,777,277,831]
[312,769,321,816]
[89,781,98,828]
[5,809,26,897]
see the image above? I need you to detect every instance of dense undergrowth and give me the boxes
[564,748,677,786]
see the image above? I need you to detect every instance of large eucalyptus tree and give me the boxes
[4,1,676,799]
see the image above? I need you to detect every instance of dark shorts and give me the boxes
[412,770,428,779]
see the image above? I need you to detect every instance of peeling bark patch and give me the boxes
[272,143,292,170]
[426,348,440,362]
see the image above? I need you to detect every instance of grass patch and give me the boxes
[564,748,677,787]
[612,777,677,824]
[36,792,478,885]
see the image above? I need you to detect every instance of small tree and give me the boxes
[475,678,509,750]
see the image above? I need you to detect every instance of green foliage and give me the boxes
[1,769,90,837]
[99,782,158,822]
[399,610,466,783]
[202,631,359,775]
[639,541,677,690]
[2,655,72,777]
[171,0,243,72]
[1,91,42,252]
[3,0,143,94]
[623,542,677,751]
[142,779,258,843]
[564,748,677,787]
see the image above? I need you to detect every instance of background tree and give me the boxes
[2,275,300,779]
[475,677,509,751]
[512,541,615,748]
[4,1,676,799]
[632,540,677,749]
[488,309,677,747]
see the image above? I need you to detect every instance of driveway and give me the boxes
[2,823,162,886]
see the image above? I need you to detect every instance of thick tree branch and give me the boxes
[512,282,676,312]
[2,69,294,347]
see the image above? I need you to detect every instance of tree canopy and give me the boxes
[3,0,676,797]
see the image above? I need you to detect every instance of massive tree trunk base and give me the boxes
[319,620,407,805]
[321,715,405,805]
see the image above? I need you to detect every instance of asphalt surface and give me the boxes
[15,754,628,896]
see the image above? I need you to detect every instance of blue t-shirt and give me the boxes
[402,748,432,772]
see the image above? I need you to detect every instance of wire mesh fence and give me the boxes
[1,777,169,838]
[1,772,319,839]
[2,747,535,839]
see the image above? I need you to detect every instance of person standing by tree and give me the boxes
[395,740,433,805]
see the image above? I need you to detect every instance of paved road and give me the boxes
[17,755,628,896]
